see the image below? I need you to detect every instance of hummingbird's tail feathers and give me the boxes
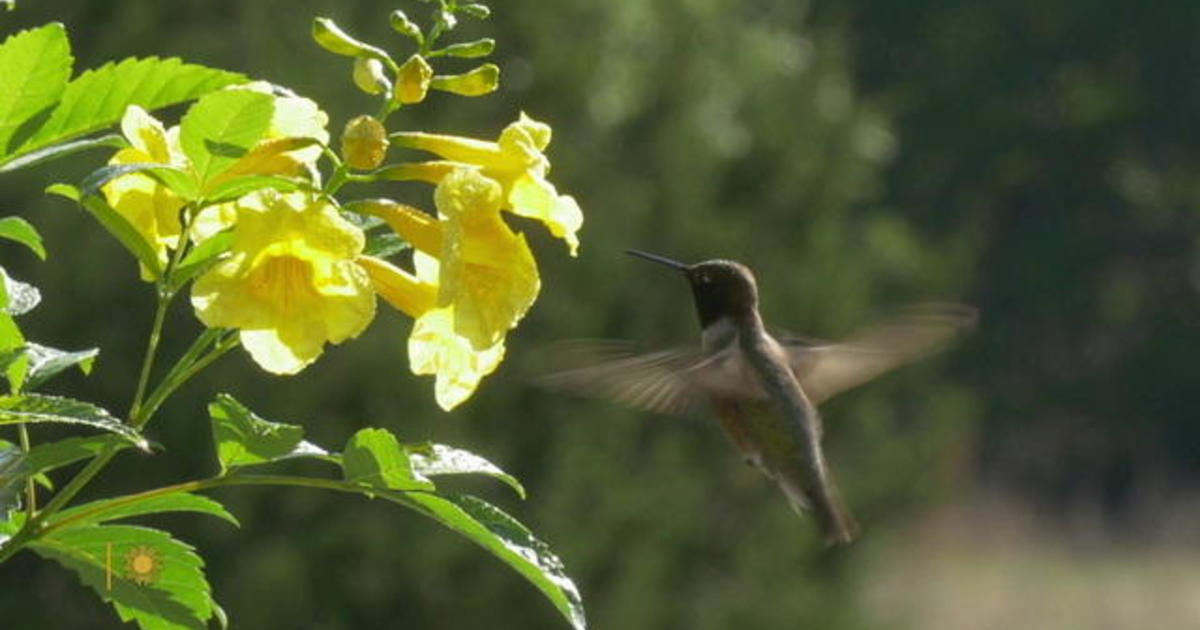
[784,303,977,405]
[776,472,859,546]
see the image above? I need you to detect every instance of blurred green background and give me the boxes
[2,1,1199,628]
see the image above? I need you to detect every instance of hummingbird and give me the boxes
[544,250,975,546]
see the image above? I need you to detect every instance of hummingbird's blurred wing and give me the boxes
[782,304,977,405]
[538,340,713,416]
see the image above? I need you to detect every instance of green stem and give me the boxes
[18,424,34,513]
[138,332,239,425]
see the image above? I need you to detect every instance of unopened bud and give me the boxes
[460,4,491,19]
[389,9,423,41]
[341,115,389,170]
[352,57,390,95]
[394,55,434,104]
[429,64,500,97]
[438,38,495,59]
[312,17,389,60]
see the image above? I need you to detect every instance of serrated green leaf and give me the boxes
[179,90,273,190]
[0,24,71,157]
[0,216,45,259]
[0,267,40,315]
[48,491,239,529]
[25,434,128,474]
[31,524,215,630]
[408,442,525,499]
[23,341,98,390]
[0,445,28,513]
[8,56,246,168]
[342,428,434,492]
[63,192,164,280]
[208,393,327,472]
[0,133,124,175]
[397,492,585,630]
[0,394,146,448]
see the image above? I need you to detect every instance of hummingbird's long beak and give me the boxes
[626,249,690,271]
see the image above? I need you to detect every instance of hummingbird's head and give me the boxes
[627,250,759,328]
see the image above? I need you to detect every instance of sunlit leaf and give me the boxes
[23,341,98,390]
[7,56,245,169]
[0,216,46,259]
[342,428,434,492]
[0,24,71,158]
[208,394,327,473]
[408,442,525,498]
[0,444,28,514]
[31,524,217,630]
[25,434,128,474]
[179,90,273,190]
[0,394,146,448]
[47,185,164,280]
[48,491,239,529]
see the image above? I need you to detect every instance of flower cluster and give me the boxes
[103,90,580,410]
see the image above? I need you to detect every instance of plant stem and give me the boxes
[18,424,35,513]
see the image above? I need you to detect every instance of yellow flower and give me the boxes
[355,169,537,410]
[362,168,540,350]
[191,190,375,374]
[391,112,583,255]
[359,252,505,411]
[101,106,188,278]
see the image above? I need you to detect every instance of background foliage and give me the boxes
[2,0,1197,628]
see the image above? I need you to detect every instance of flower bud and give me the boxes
[438,38,495,59]
[394,55,434,104]
[352,57,390,95]
[389,9,423,41]
[312,17,389,60]
[459,4,491,19]
[341,115,389,170]
[429,64,500,97]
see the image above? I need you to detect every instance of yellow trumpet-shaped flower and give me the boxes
[191,191,375,374]
[359,253,504,411]
[101,106,189,278]
[392,112,583,255]
[362,168,540,350]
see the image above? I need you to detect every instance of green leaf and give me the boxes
[364,231,411,258]
[408,442,525,499]
[398,492,586,630]
[208,393,327,473]
[201,174,311,205]
[0,216,45,259]
[7,56,246,168]
[169,230,232,291]
[0,133,124,175]
[23,341,98,390]
[48,491,239,529]
[0,24,71,157]
[0,267,40,315]
[179,90,273,190]
[0,508,26,543]
[25,434,128,474]
[0,444,28,513]
[47,185,165,280]
[342,428,434,492]
[0,394,146,448]
[31,524,216,630]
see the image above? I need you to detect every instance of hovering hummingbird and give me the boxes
[545,250,975,546]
